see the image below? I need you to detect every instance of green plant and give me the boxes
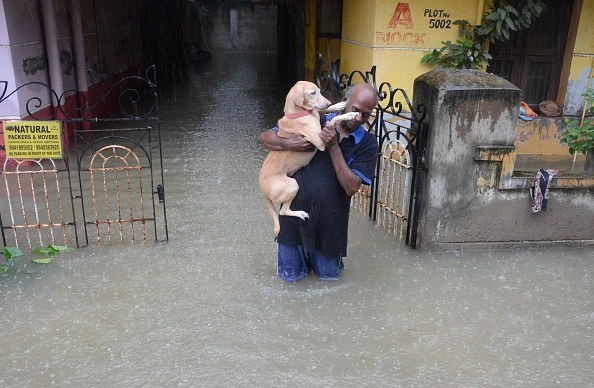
[421,0,546,69]
[581,88,594,116]
[1,246,23,273]
[1,245,73,274]
[560,118,594,155]
[560,88,594,171]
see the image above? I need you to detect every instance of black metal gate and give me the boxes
[315,53,428,248]
[0,66,168,250]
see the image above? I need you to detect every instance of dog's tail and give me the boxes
[264,198,281,240]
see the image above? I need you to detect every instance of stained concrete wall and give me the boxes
[412,68,594,251]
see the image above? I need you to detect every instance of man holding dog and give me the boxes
[260,82,379,282]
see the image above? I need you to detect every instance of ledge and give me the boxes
[503,175,594,189]
[474,145,594,189]
[473,145,515,161]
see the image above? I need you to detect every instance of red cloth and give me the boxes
[520,102,537,117]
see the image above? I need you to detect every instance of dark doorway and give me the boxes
[139,0,190,89]
[487,0,572,107]
[138,1,305,91]
[276,2,305,87]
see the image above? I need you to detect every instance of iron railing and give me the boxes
[315,52,429,248]
[0,66,168,250]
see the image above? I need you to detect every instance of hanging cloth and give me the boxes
[530,169,558,213]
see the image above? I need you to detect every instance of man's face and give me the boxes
[343,87,376,131]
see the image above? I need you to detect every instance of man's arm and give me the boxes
[260,129,316,152]
[320,126,362,197]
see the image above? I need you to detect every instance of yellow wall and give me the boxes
[568,0,594,91]
[339,0,482,96]
[317,38,342,64]
[573,0,594,53]
[338,0,376,76]
[515,120,568,156]
[341,0,377,46]
[340,41,374,82]
[330,0,594,109]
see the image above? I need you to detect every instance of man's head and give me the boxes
[342,83,378,132]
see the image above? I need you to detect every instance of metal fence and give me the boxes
[0,66,168,251]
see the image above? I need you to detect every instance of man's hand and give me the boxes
[320,124,338,149]
[284,134,317,152]
[322,122,362,196]
[260,129,316,152]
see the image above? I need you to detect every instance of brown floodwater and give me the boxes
[1,50,593,387]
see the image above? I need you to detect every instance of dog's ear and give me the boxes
[300,84,317,110]
[286,83,305,109]
[299,84,308,109]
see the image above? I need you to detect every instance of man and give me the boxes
[260,83,379,281]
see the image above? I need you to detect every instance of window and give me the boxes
[487,0,572,106]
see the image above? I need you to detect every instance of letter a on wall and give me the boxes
[389,3,414,29]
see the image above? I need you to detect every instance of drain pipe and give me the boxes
[40,0,64,114]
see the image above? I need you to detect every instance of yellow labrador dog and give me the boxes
[259,81,357,239]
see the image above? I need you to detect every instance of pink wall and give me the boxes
[0,0,20,118]
[0,0,142,119]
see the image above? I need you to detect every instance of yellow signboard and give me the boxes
[3,120,63,159]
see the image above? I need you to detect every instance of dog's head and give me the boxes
[285,81,331,112]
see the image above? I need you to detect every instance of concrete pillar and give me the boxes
[0,0,18,118]
[412,68,521,250]
[69,0,88,95]
[412,68,594,250]
[69,0,90,125]
[40,0,63,106]
[0,0,16,164]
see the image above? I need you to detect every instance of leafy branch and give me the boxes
[560,88,594,166]
[421,0,546,69]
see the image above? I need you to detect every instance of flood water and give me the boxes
[1,50,593,387]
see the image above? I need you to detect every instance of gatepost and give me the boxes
[412,68,594,250]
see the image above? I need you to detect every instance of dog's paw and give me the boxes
[294,211,310,220]
[280,208,310,220]
[325,102,346,112]
[331,112,358,124]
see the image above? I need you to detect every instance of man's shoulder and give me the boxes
[360,129,378,147]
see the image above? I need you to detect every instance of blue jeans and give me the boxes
[277,244,344,282]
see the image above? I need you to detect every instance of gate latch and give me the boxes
[156,184,165,203]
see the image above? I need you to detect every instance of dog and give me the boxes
[258,80,357,239]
